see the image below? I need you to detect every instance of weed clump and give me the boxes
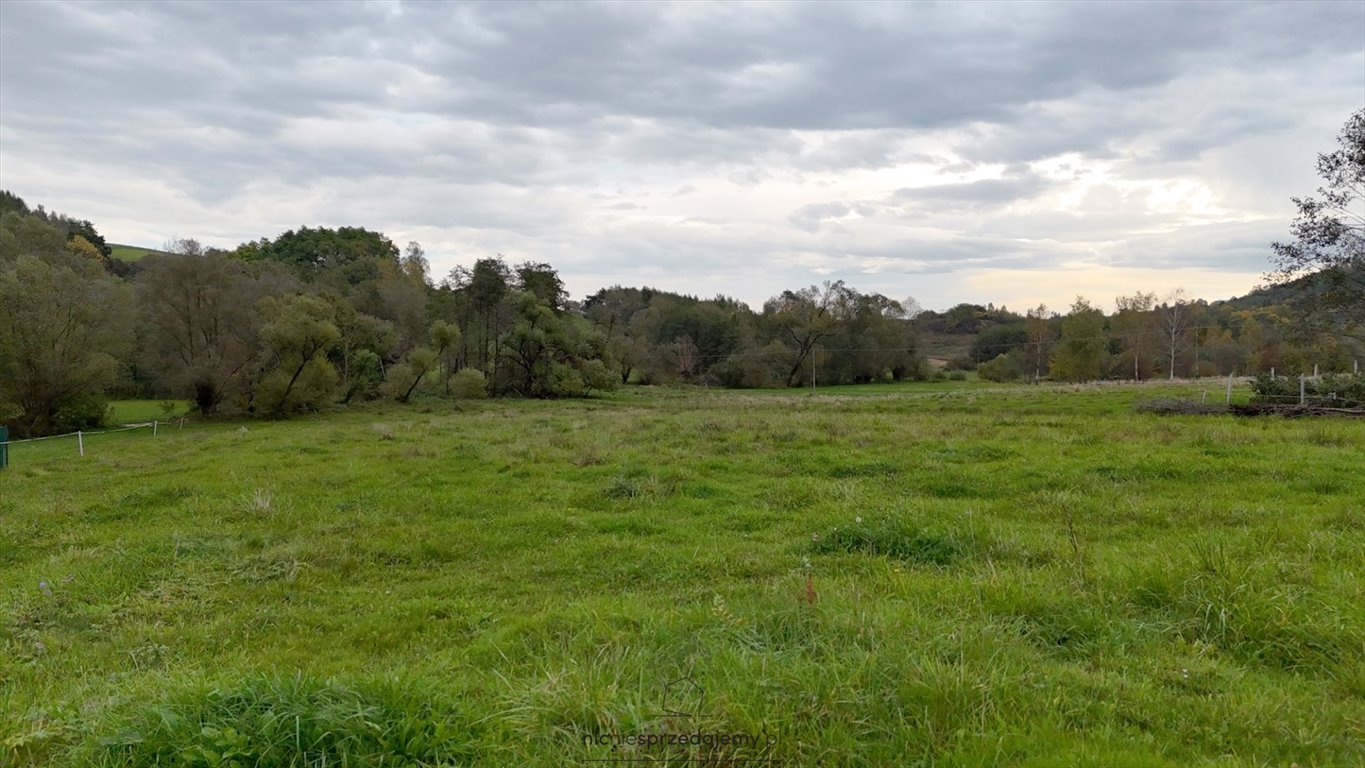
[84,675,482,767]
[809,515,970,566]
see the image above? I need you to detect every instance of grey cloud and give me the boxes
[406,1,1362,135]
[891,173,1048,210]
[788,201,882,232]
[1,0,1360,311]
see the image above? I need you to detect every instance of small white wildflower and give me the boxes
[855,516,862,523]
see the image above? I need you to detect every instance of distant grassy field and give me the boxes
[107,244,166,262]
[107,400,191,424]
[2,383,1362,767]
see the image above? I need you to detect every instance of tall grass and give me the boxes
[2,382,1361,766]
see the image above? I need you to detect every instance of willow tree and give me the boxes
[0,217,131,436]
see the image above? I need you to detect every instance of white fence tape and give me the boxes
[0,421,157,447]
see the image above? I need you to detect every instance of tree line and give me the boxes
[917,286,1362,384]
[0,198,925,437]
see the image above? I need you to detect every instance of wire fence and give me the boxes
[1247,372,1365,407]
[0,418,187,459]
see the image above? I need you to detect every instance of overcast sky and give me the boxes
[2,1,1362,311]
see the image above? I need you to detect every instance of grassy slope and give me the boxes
[107,245,167,263]
[2,383,1362,767]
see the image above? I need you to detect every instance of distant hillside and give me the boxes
[1211,262,1363,312]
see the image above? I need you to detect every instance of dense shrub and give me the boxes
[977,352,1023,382]
[51,394,111,432]
[1249,372,1365,407]
[450,368,488,399]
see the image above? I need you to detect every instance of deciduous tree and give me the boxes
[1111,292,1157,381]
[0,220,132,436]
[137,243,269,414]
[1050,297,1108,382]
[255,294,340,415]
[1270,109,1365,339]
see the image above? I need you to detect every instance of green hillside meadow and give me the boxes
[107,245,167,263]
[2,382,1362,767]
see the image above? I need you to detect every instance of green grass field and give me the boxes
[107,245,167,263]
[2,382,1362,767]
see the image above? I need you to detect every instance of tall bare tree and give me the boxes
[1112,292,1157,380]
[1157,289,1192,380]
[1024,304,1056,381]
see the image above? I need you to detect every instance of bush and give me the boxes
[577,358,618,394]
[254,358,339,415]
[977,353,1022,382]
[51,395,110,432]
[450,368,488,399]
[1249,372,1365,407]
[344,350,384,403]
[383,348,438,403]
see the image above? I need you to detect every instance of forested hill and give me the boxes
[1207,262,1364,312]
